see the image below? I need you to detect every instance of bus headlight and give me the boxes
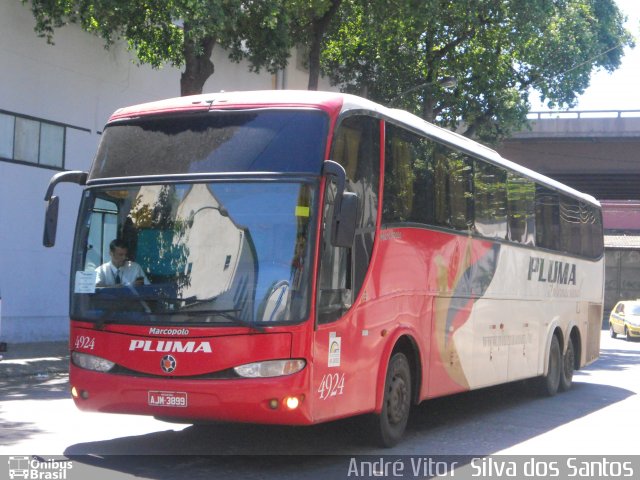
[72,352,115,372]
[234,359,306,378]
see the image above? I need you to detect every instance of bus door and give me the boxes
[312,115,381,422]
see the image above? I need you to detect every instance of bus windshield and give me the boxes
[89,110,329,179]
[71,181,317,326]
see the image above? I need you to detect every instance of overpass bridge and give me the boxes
[497,110,640,200]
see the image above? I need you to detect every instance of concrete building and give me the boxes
[0,0,332,342]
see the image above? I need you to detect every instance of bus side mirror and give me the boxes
[334,192,358,247]
[43,196,60,248]
[322,160,358,248]
[43,170,88,247]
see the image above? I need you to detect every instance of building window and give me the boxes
[0,113,14,158]
[0,111,66,169]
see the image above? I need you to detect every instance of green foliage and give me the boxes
[23,0,342,93]
[22,0,633,142]
[227,2,291,75]
[225,0,344,88]
[26,1,184,67]
[322,0,634,143]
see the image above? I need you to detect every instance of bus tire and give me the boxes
[535,334,561,397]
[559,336,574,392]
[375,352,411,447]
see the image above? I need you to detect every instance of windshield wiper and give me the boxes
[199,309,265,333]
[154,308,265,333]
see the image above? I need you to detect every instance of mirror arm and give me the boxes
[322,160,346,214]
[322,160,347,246]
[43,170,88,248]
[44,170,88,201]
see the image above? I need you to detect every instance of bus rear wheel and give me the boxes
[375,352,411,447]
[559,336,575,392]
[535,334,561,397]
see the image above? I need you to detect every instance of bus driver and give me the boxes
[95,239,150,287]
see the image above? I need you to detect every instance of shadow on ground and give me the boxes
[62,379,634,479]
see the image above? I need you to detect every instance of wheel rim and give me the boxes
[386,373,409,425]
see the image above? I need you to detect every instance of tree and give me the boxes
[322,0,633,143]
[22,0,294,96]
[286,0,343,90]
[225,0,343,90]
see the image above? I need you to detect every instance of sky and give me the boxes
[530,0,640,112]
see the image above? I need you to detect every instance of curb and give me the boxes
[0,342,69,379]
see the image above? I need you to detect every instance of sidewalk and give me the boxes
[0,341,69,378]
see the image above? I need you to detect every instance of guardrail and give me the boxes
[528,110,640,120]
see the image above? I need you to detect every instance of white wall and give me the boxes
[0,0,335,342]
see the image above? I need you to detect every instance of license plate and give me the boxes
[148,390,188,408]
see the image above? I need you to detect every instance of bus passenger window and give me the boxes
[385,135,414,222]
[383,124,436,226]
[447,155,474,231]
[580,203,603,259]
[433,153,450,227]
[507,173,535,245]
[431,146,474,231]
[474,161,507,239]
[535,186,561,251]
[559,195,582,255]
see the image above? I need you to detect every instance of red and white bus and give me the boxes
[44,91,604,446]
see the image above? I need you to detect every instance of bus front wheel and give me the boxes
[535,334,561,397]
[374,352,412,448]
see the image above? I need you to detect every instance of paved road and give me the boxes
[1,331,639,479]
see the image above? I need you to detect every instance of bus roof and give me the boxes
[108,90,347,121]
[108,90,599,207]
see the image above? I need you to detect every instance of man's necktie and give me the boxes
[115,269,121,284]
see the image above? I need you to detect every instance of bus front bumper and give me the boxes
[69,366,314,425]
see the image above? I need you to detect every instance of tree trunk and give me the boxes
[180,33,217,96]
[307,0,342,90]
[307,41,321,91]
